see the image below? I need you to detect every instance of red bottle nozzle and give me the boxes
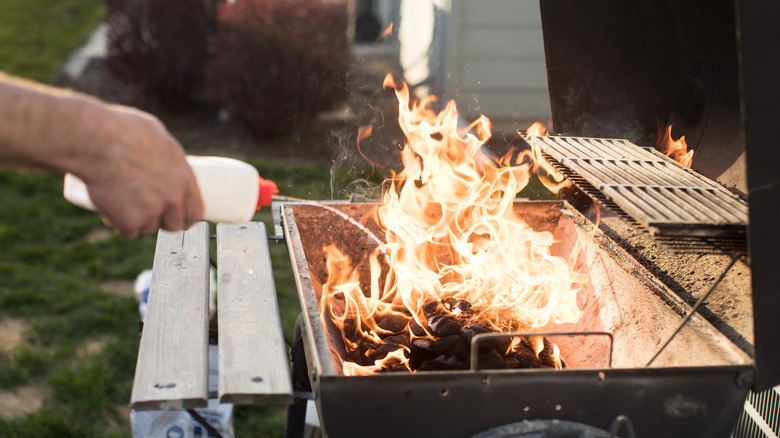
[257,177,279,210]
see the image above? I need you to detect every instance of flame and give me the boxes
[356,125,377,168]
[320,75,587,374]
[527,122,548,136]
[552,344,562,370]
[379,22,394,40]
[656,125,694,168]
[522,122,571,195]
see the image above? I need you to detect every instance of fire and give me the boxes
[656,124,694,168]
[526,122,548,136]
[524,122,572,194]
[320,74,587,375]
[379,22,394,40]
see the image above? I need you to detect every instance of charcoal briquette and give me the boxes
[418,359,437,371]
[442,297,473,314]
[370,343,403,361]
[411,338,436,357]
[409,320,427,337]
[477,349,505,370]
[459,323,511,352]
[433,355,468,370]
[382,334,411,349]
[428,314,461,337]
[433,334,469,359]
[422,300,441,316]
[377,313,411,334]
[512,349,542,369]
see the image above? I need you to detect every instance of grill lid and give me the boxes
[526,135,748,238]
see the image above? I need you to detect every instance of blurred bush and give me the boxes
[104,0,217,103]
[207,0,350,139]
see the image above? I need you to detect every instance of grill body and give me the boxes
[282,201,752,437]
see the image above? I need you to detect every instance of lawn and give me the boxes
[0,0,105,82]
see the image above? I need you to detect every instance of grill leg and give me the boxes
[285,314,312,438]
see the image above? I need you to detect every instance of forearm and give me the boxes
[0,72,107,177]
[0,71,204,237]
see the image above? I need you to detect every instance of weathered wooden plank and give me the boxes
[130,222,210,411]
[217,222,293,404]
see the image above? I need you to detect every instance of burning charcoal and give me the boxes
[342,317,371,343]
[370,343,403,362]
[422,300,442,316]
[433,335,469,359]
[504,357,520,369]
[357,339,378,358]
[433,355,468,371]
[377,313,411,334]
[409,320,428,337]
[428,314,461,337]
[442,297,473,314]
[510,348,542,369]
[411,338,437,357]
[382,334,411,349]
[342,317,361,343]
[386,362,409,372]
[537,337,557,368]
[441,297,458,309]
[418,359,437,371]
[459,323,511,352]
[408,351,423,369]
[477,349,506,370]
[346,349,365,365]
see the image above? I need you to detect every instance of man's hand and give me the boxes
[77,104,204,239]
[0,72,204,238]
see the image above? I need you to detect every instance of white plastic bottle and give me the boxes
[63,155,278,224]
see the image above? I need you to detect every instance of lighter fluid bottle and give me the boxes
[63,156,278,224]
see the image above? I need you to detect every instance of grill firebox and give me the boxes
[281,200,752,437]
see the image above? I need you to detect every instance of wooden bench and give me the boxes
[130,221,293,411]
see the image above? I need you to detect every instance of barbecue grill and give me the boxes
[129,1,780,437]
[278,1,778,436]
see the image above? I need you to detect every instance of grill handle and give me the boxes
[468,331,614,372]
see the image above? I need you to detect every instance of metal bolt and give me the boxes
[251,376,263,383]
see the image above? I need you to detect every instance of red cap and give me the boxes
[257,177,279,210]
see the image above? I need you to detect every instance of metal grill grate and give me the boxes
[526,135,749,239]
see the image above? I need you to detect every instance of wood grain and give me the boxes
[217,222,293,404]
[131,222,210,410]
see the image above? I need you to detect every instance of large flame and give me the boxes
[320,74,587,375]
[657,124,694,168]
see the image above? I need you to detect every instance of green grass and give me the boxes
[0,0,105,83]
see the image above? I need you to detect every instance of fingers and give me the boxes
[74,101,205,238]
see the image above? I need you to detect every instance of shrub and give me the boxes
[208,0,350,139]
[104,0,217,103]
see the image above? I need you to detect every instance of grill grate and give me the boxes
[527,135,749,239]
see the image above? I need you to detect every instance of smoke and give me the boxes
[327,73,405,202]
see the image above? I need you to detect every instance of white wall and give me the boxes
[445,0,551,122]
[397,0,551,124]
